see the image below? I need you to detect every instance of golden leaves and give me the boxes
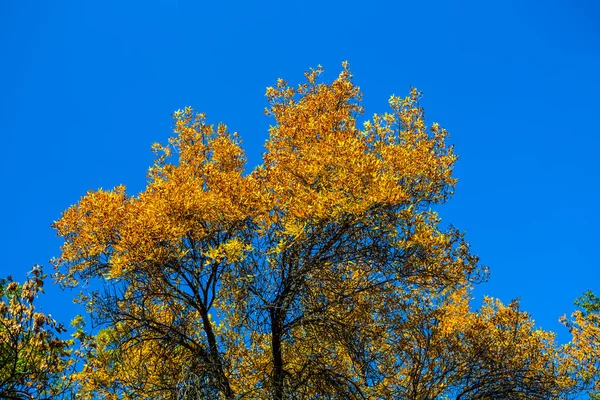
[50,64,592,399]
[259,67,457,234]
[561,293,600,393]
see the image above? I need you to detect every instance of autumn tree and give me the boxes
[53,64,586,399]
[0,266,75,399]
[562,291,600,398]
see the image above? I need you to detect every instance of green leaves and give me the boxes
[0,267,76,399]
[575,291,600,316]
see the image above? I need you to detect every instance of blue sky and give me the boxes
[1,0,598,343]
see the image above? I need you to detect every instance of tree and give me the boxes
[0,266,75,399]
[53,64,586,399]
[562,291,600,398]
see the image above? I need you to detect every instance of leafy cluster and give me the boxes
[562,291,600,398]
[3,65,598,399]
[0,266,75,399]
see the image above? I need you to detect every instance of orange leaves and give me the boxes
[50,64,594,398]
[260,66,456,232]
[51,64,482,398]
[53,186,128,282]
[54,108,258,284]
[53,106,259,398]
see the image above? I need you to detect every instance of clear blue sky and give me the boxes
[1,0,598,343]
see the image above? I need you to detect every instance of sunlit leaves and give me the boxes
[51,65,594,399]
[0,267,76,399]
[562,291,600,396]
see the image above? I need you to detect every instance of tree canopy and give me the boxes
[0,266,75,399]
[6,64,592,398]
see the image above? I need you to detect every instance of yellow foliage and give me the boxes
[52,65,591,399]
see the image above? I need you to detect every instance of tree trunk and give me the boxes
[200,307,234,399]
[271,306,285,400]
